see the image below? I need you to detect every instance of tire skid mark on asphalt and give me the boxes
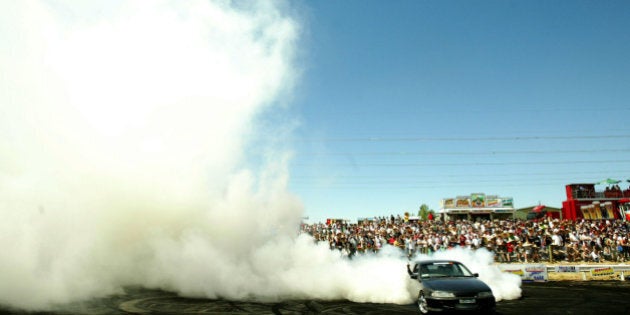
[4,282,630,314]
[119,297,264,314]
[304,300,323,313]
[271,302,309,314]
[118,298,153,314]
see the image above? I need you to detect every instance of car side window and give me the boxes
[451,265,462,276]
[420,264,430,276]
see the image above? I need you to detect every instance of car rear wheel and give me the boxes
[417,291,430,314]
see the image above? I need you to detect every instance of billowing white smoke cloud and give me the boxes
[0,0,301,309]
[0,1,521,311]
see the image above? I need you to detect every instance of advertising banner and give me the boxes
[486,195,501,208]
[455,196,471,208]
[604,202,615,219]
[554,266,579,273]
[591,267,614,277]
[590,205,599,219]
[443,193,514,211]
[470,193,486,208]
[581,205,592,220]
[592,202,603,220]
[447,210,469,214]
[442,198,455,208]
[498,264,548,281]
[470,209,493,214]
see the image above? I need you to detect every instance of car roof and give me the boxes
[413,259,463,265]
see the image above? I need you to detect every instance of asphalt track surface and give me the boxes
[2,281,630,315]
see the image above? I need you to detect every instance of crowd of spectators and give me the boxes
[300,215,630,264]
[604,185,630,198]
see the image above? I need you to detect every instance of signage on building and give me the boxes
[486,195,501,207]
[471,193,486,208]
[440,193,515,214]
[455,196,471,208]
[442,198,455,208]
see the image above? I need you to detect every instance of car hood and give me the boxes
[423,277,491,293]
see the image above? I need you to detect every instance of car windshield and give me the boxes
[418,262,473,278]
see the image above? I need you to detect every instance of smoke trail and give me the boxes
[0,1,521,311]
[0,0,300,309]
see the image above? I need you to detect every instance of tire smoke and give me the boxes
[0,1,520,311]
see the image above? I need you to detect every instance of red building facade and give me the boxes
[561,183,630,221]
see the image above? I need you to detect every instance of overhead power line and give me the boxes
[316,135,630,142]
[293,159,630,167]
[292,170,630,179]
[298,148,630,157]
[291,182,563,190]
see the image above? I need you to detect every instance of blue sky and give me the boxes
[286,1,630,222]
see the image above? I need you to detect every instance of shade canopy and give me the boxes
[597,178,621,185]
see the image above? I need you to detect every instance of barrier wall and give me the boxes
[498,264,548,281]
[498,264,630,281]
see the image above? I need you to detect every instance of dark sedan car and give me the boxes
[407,260,495,314]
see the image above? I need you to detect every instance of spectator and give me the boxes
[300,216,630,264]
[602,245,612,262]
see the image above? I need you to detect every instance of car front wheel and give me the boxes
[417,291,430,314]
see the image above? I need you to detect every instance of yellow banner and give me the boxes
[591,267,614,277]
[503,269,524,276]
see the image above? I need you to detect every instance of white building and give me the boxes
[440,193,514,221]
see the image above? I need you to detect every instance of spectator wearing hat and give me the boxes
[301,215,630,264]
